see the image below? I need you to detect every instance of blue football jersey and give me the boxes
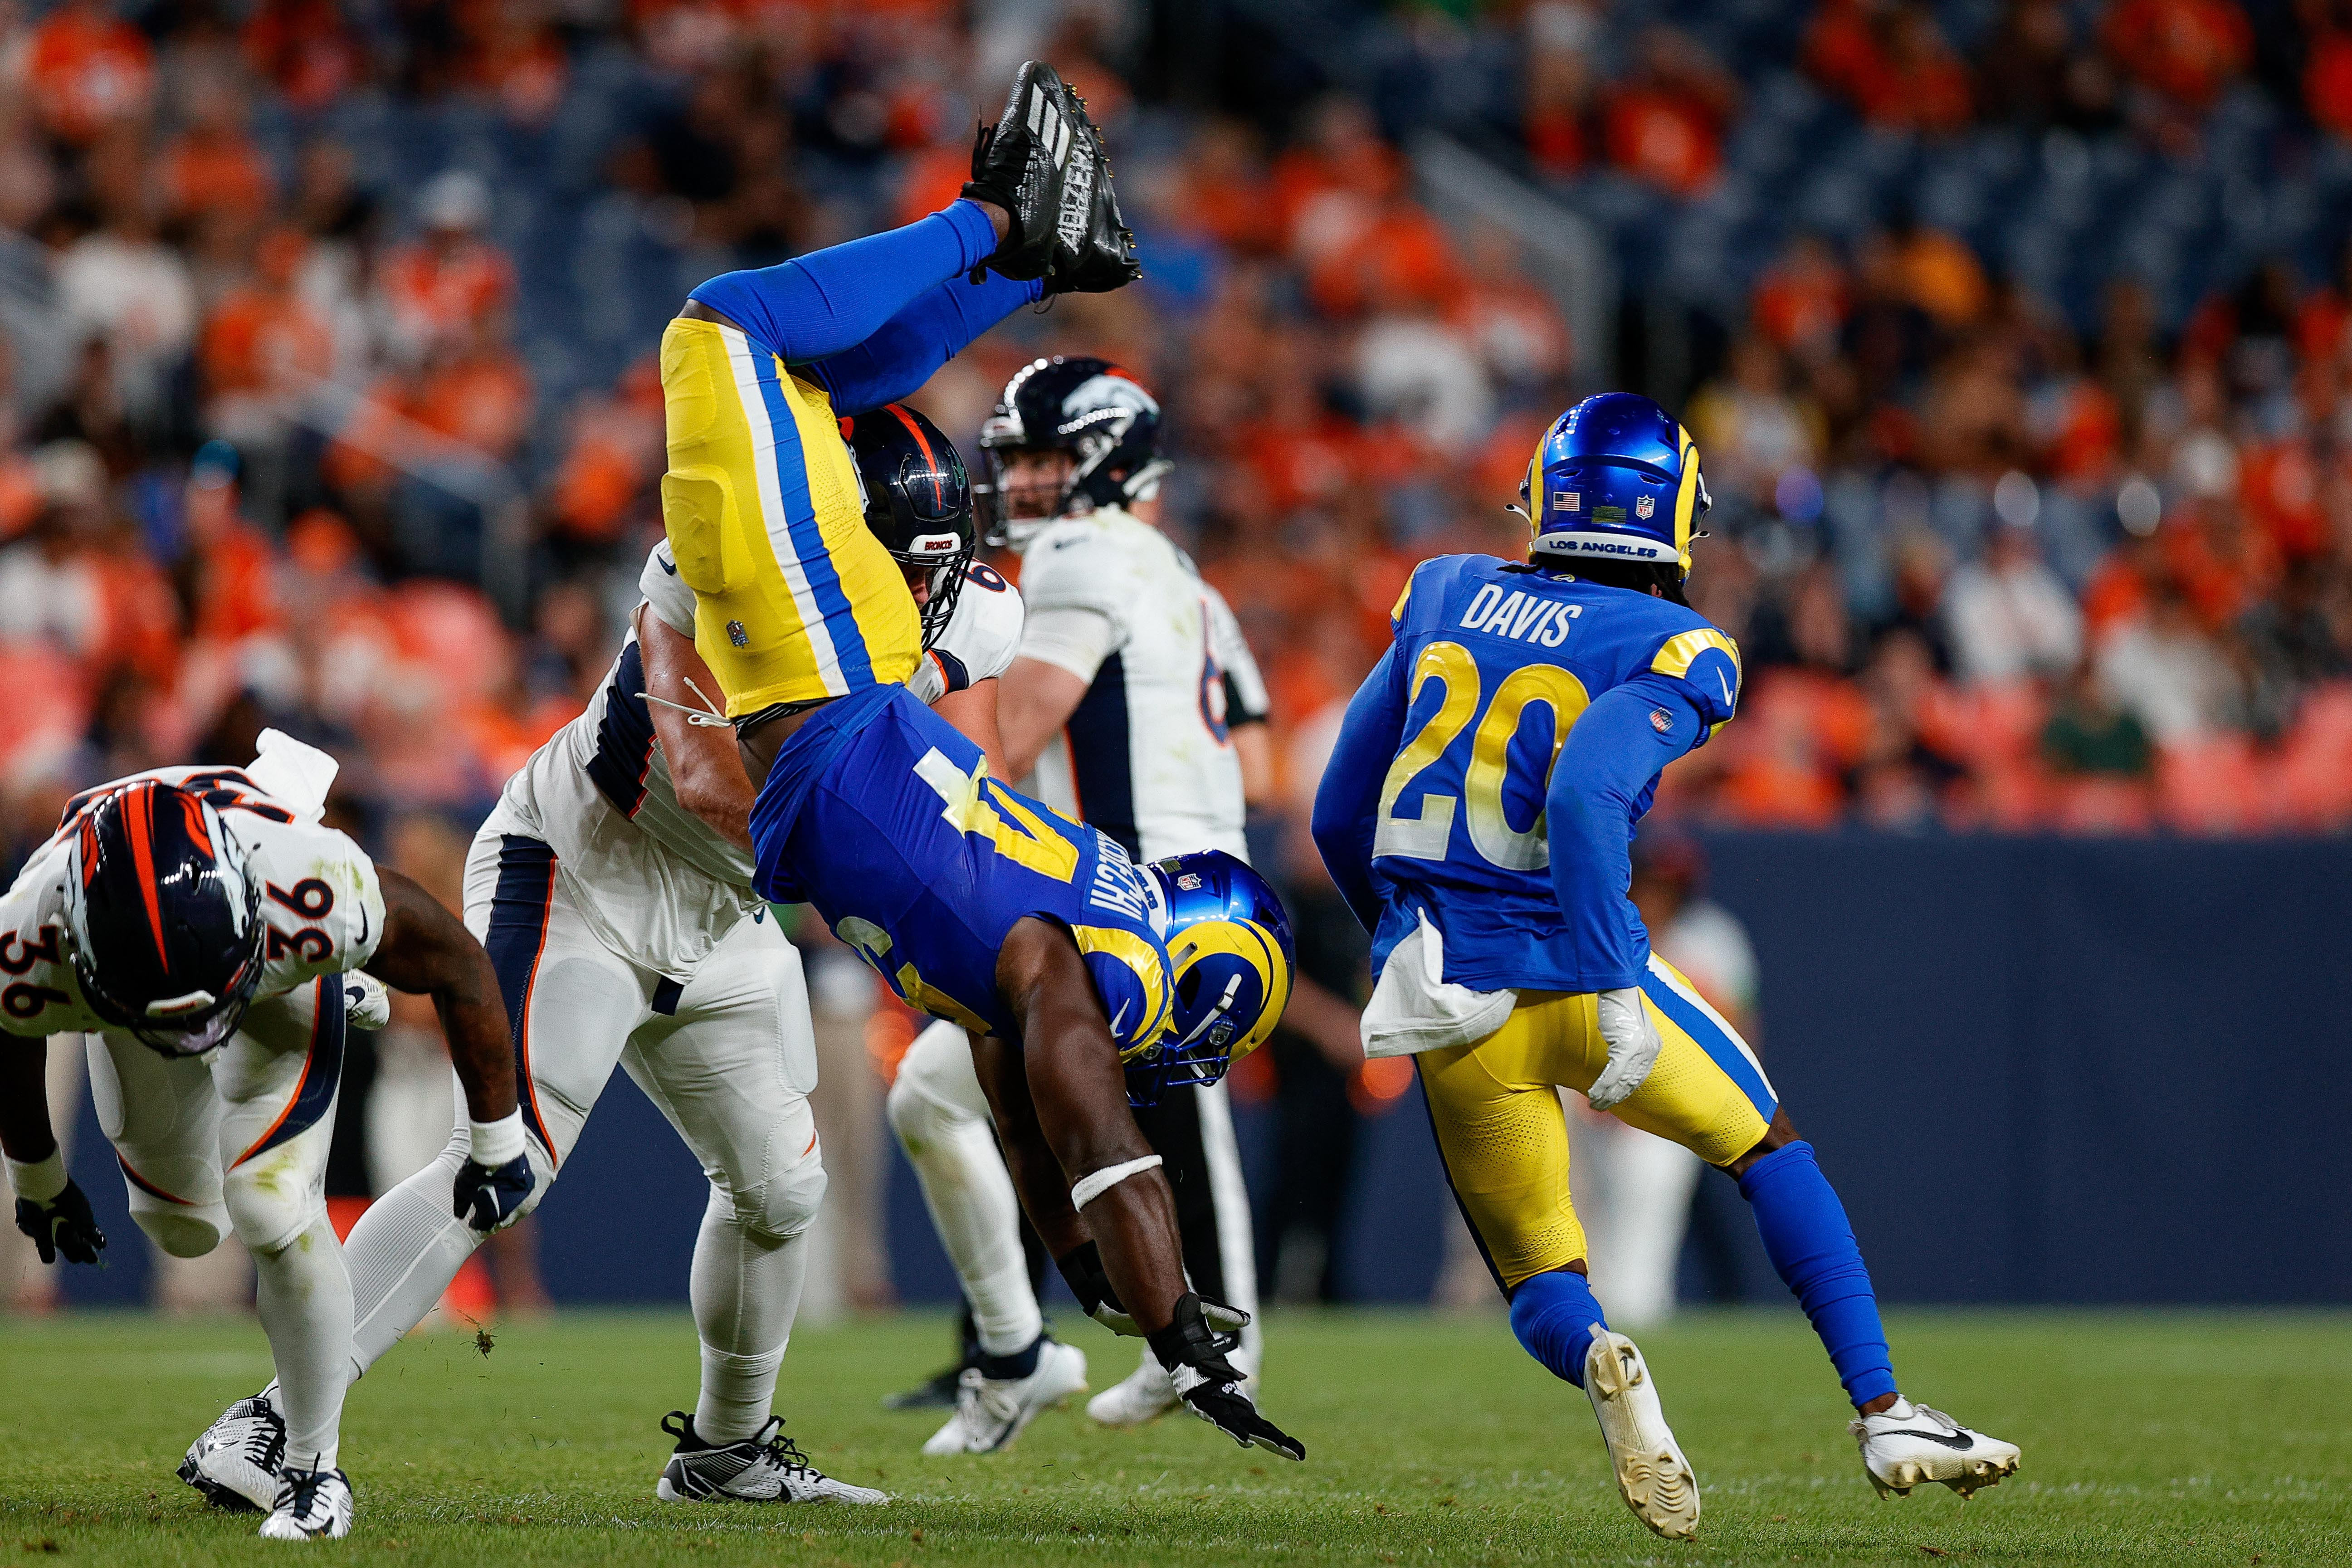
[1329,554,1740,993]
[750,683,1176,1052]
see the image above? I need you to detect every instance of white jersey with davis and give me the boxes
[0,757,385,1039]
[1015,506,1252,863]
[495,543,1025,980]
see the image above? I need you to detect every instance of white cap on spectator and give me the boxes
[419,169,491,234]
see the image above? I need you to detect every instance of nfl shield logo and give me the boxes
[1635,494,1655,520]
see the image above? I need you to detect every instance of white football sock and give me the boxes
[343,1135,485,1378]
[251,1210,353,1471]
[888,1083,1041,1357]
[690,1185,805,1445]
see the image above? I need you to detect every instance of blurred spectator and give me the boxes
[1600,28,1737,196]
[378,171,512,363]
[56,187,197,431]
[2101,0,2252,112]
[2098,579,2243,740]
[1943,524,2084,683]
[24,0,155,146]
[1805,0,1973,132]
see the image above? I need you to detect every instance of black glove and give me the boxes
[16,1178,107,1265]
[452,1153,535,1233]
[961,60,1081,283]
[1148,1293,1305,1462]
[1055,1241,1254,1339]
[1039,108,1141,296]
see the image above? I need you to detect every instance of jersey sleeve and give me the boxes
[1016,525,1135,645]
[1643,622,1742,731]
[933,564,1025,687]
[1203,584,1270,726]
[253,821,386,997]
[0,845,99,1036]
[640,540,697,638]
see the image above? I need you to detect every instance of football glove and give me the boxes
[1587,986,1663,1112]
[1054,1240,1253,1338]
[453,1153,535,1233]
[15,1178,107,1265]
[1148,1293,1305,1462]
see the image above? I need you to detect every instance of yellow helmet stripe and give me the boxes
[1673,423,1699,572]
[1071,924,1172,1056]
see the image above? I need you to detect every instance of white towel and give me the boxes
[1360,909,1518,1060]
[243,728,341,819]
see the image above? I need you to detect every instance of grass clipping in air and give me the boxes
[2,1308,2345,1565]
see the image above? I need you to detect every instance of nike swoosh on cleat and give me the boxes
[1879,1427,1979,1450]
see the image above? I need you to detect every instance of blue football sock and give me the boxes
[1508,1267,1609,1388]
[1738,1141,1898,1409]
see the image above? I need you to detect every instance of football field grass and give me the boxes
[2,1307,2345,1566]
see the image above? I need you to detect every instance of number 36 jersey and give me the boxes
[0,762,385,1038]
[1360,553,1740,993]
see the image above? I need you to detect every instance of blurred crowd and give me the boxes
[5,0,2352,1307]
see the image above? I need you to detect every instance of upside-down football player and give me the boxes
[654,62,1304,1462]
[1312,393,2020,1538]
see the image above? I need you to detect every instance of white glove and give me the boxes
[1586,987,1662,1111]
[343,976,391,1031]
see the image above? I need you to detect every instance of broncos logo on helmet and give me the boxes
[62,780,266,1058]
[1122,850,1294,1106]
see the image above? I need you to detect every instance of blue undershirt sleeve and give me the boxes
[1311,645,1409,935]
[1545,674,1707,991]
[800,271,1043,415]
[685,199,1001,364]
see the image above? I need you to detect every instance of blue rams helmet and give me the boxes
[1125,851,1294,1106]
[62,780,266,1058]
[1521,392,1710,578]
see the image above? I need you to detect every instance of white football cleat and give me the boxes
[179,1392,286,1513]
[1850,1398,2020,1500]
[655,1412,888,1504]
[1583,1329,1700,1540]
[1085,1347,1180,1427]
[923,1339,1089,1455]
[257,1466,353,1540]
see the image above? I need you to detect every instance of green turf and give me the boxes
[1,1307,2344,1565]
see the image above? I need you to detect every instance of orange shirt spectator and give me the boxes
[161,127,276,220]
[549,359,663,545]
[1601,82,1722,196]
[1752,237,1851,357]
[892,142,971,230]
[2309,30,2352,141]
[1304,198,1464,318]
[244,0,364,113]
[381,238,514,351]
[415,347,533,459]
[25,0,155,146]
[2101,0,2251,111]
[201,232,334,407]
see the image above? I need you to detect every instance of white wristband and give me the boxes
[1070,1154,1162,1211]
[6,1148,68,1204]
[468,1110,525,1168]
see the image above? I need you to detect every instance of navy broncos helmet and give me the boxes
[63,780,266,1058]
[1123,850,1293,1106]
[976,356,1171,547]
[842,402,974,651]
[1521,392,1711,586]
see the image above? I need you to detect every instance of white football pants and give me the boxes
[339,829,825,1444]
[887,1018,1259,1376]
[89,980,355,1469]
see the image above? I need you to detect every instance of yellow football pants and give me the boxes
[1416,953,1777,1292]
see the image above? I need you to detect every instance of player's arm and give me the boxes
[638,604,755,852]
[1545,673,1709,1109]
[2,1035,104,1265]
[933,677,1009,782]
[998,599,1120,778]
[364,867,534,1230]
[1310,644,1409,934]
[992,918,1305,1460]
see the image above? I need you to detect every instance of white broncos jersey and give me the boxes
[1015,506,1269,864]
[0,738,389,1040]
[493,542,1025,979]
